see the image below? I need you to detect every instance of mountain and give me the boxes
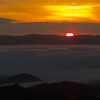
[7,73,42,83]
[0,73,42,84]
[0,75,8,84]
[86,80,100,87]
[0,34,100,45]
[0,81,99,100]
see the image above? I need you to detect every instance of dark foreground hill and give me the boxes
[0,81,100,100]
[0,34,100,45]
[0,73,42,84]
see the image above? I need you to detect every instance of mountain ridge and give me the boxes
[0,73,42,84]
[0,34,100,45]
[0,80,100,100]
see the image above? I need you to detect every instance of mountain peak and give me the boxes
[8,73,42,83]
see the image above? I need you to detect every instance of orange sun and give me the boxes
[66,33,74,37]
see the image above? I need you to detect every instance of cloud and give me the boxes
[0,18,16,24]
[92,5,100,22]
[0,18,100,35]
[0,45,100,81]
[0,0,100,23]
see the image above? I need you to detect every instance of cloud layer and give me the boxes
[0,18,100,35]
[0,45,100,82]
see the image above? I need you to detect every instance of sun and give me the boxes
[66,33,74,37]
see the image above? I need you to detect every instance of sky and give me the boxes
[0,0,100,35]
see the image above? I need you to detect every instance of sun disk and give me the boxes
[66,33,74,37]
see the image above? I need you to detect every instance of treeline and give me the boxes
[0,81,100,100]
[0,34,100,45]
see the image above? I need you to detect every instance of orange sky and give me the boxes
[0,0,100,23]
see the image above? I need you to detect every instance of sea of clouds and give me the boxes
[0,45,100,82]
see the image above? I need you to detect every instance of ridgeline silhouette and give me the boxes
[0,81,100,100]
[0,73,42,84]
[0,34,100,45]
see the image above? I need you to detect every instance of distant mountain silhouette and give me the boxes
[0,73,42,84]
[8,73,42,83]
[0,76,8,84]
[0,34,100,45]
[86,80,100,87]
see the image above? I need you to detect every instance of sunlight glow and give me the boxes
[45,5,95,22]
[0,1,100,23]
[66,33,74,37]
